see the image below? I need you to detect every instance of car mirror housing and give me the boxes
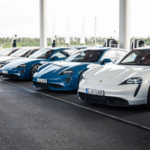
[51,56,59,60]
[101,58,112,64]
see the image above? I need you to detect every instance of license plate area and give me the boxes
[2,71,8,74]
[37,78,47,83]
[86,88,104,96]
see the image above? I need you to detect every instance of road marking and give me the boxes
[1,79,150,133]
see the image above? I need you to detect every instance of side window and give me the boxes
[118,51,127,58]
[26,49,39,57]
[21,50,30,57]
[10,50,18,55]
[101,50,117,62]
[51,50,67,59]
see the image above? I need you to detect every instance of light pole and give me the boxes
[39,0,47,48]
[119,0,130,50]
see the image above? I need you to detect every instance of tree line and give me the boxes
[0,37,150,48]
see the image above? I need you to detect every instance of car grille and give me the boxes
[79,92,129,106]
[35,82,64,89]
[2,74,19,79]
[65,76,71,84]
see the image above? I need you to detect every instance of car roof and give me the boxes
[19,47,40,50]
[83,47,127,51]
[39,47,70,50]
[133,47,150,50]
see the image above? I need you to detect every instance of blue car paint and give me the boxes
[33,48,111,91]
[0,48,71,79]
[33,62,97,90]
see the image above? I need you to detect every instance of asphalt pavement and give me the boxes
[0,78,150,150]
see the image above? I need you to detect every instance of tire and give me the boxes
[147,87,150,109]
[30,64,41,79]
[78,70,86,89]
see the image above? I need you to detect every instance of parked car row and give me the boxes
[1,47,150,108]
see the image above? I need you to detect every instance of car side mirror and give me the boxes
[101,58,112,64]
[51,56,59,60]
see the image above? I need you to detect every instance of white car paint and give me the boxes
[78,52,150,106]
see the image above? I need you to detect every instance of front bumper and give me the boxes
[78,80,149,106]
[0,68,28,79]
[33,75,78,91]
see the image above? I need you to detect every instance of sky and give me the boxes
[0,0,150,39]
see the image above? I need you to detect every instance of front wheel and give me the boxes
[30,64,40,79]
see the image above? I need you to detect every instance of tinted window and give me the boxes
[65,50,104,62]
[26,49,39,57]
[51,50,77,59]
[10,49,18,55]
[10,49,31,57]
[0,48,15,56]
[51,51,67,59]
[29,49,54,59]
[120,50,150,65]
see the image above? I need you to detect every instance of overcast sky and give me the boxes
[0,0,150,38]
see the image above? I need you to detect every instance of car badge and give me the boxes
[100,80,102,82]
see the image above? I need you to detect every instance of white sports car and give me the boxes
[78,48,150,108]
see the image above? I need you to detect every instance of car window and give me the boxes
[10,49,18,55]
[0,48,15,56]
[51,50,77,59]
[120,50,150,65]
[101,50,117,61]
[29,49,54,59]
[10,49,31,57]
[65,50,104,62]
[26,49,39,57]
[51,51,66,59]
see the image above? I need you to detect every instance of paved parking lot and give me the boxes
[0,78,150,150]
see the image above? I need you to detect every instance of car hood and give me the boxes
[85,64,150,86]
[2,58,45,69]
[0,56,21,62]
[35,61,96,78]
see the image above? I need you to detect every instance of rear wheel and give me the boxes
[30,64,40,79]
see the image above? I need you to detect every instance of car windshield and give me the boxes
[65,50,104,62]
[10,48,31,57]
[29,48,54,59]
[0,48,15,56]
[120,50,150,65]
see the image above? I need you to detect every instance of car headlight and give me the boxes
[59,70,74,75]
[16,64,27,68]
[120,77,142,85]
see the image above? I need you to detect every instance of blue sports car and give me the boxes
[0,48,77,79]
[33,48,128,91]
